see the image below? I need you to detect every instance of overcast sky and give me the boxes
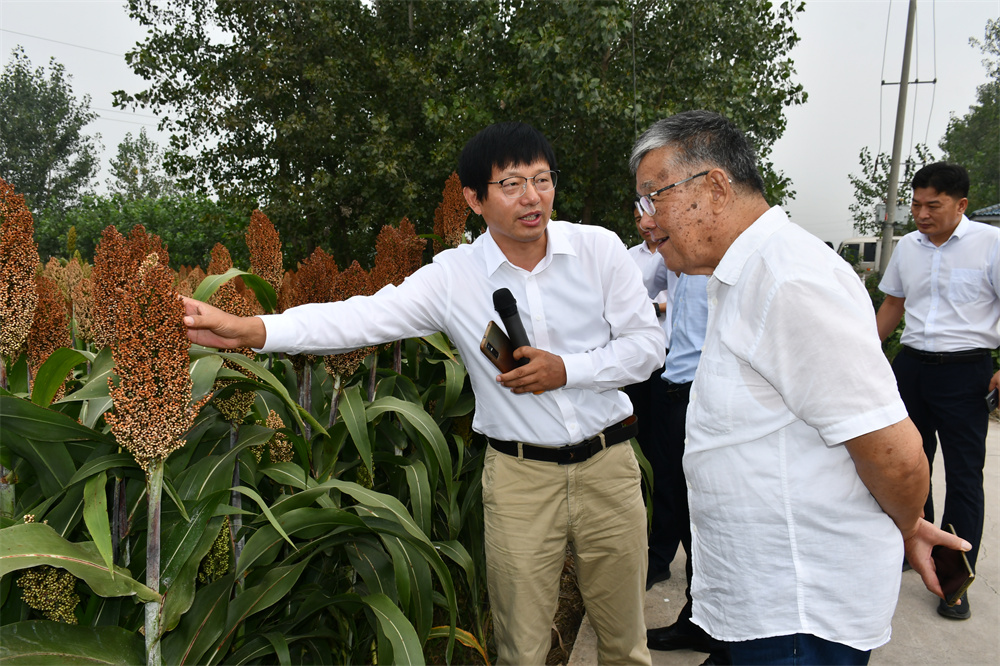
[2,0,997,246]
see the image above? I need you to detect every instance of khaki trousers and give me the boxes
[482,442,651,666]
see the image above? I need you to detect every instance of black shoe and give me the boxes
[937,593,971,620]
[647,619,717,653]
[645,567,671,590]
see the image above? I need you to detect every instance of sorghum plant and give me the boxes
[433,172,469,254]
[0,178,39,387]
[245,209,283,293]
[105,253,207,666]
[26,273,71,397]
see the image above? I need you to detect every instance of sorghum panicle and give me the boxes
[0,178,40,359]
[371,218,425,290]
[27,273,72,397]
[106,254,208,469]
[265,409,294,463]
[207,242,233,276]
[197,519,232,584]
[433,172,469,254]
[17,565,80,624]
[323,261,375,379]
[210,276,258,423]
[246,210,283,293]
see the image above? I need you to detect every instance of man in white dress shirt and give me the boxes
[876,162,1000,620]
[183,122,664,665]
[629,110,969,665]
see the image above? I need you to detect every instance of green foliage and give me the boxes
[940,18,999,213]
[106,128,175,202]
[116,0,806,265]
[847,144,934,237]
[0,47,100,215]
[1,275,489,663]
[33,193,249,267]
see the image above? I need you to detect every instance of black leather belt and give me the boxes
[902,346,991,365]
[663,381,692,401]
[488,415,638,465]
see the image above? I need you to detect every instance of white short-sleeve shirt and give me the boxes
[687,207,909,650]
[878,216,1000,352]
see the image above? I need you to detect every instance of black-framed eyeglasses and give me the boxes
[634,170,709,217]
[488,170,559,198]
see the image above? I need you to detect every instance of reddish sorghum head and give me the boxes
[106,254,208,469]
[324,260,375,379]
[27,273,72,397]
[246,210,283,293]
[0,178,40,359]
[433,172,469,254]
[371,218,425,290]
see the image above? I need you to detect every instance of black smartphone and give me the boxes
[480,320,516,373]
[986,387,999,412]
[931,523,975,606]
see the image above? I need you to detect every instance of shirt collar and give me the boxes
[483,220,577,276]
[713,206,790,286]
[917,214,971,247]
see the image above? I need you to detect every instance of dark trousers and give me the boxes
[892,350,992,568]
[623,363,679,574]
[660,384,694,612]
[727,633,870,665]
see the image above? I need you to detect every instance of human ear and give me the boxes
[707,169,730,212]
[463,187,483,215]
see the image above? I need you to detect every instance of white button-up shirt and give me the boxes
[628,241,675,347]
[259,220,665,446]
[879,216,1000,352]
[687,207,909,650]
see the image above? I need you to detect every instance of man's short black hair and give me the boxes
[457,122,557,202]
[911,162,970,200]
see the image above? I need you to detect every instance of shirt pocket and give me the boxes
[948,268,985,304]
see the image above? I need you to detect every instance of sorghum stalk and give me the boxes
[229,424,244,567]
[145,458,164,666]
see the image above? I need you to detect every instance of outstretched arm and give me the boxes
[182,297,266,350]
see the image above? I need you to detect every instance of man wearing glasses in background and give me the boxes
[183,122,664,665]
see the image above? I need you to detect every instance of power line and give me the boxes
[93,105,159,120]
[0,28,125,58]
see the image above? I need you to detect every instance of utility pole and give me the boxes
[878,0,917,275]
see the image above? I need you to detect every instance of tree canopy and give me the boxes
[847,144,933,237]
[107,128,175,201]
[116,0,807,266]
[0,47,101,215]
[940,18,999,213]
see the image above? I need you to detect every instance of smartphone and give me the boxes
[986,387,999,412]
[480,320,516,374]
[932,523,975,606]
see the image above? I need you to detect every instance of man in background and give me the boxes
[624,205,678,589]
[629,110,968,664]
[876,161,1000,620]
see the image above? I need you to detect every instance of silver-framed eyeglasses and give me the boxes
[634,170,709,217]
[488,170,559,198]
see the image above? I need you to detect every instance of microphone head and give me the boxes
[493,288,518,317]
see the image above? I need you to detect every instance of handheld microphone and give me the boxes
[492,288,531,367]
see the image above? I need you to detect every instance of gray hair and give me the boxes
[629,110,765,195]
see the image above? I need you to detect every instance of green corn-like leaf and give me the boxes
[367,396,453,496]
[66,454,137,487]
[338,384,372,473]
[160,491,228,590]
[0,523,159,602]
[30,348,88,407]
[348,539,396,601]
[236,507,364,578]
[403,461,432,537]
[1,395,112,445]
[420,332,457,361]
[190,354,224,401]
[207,560,311,665]
[383,536,433,641]
[232,485,296,548]
[82,471,113,579]
[0,621,144,665]
[161,515,226,633]
[362,593,425,666]
[162,573,234,666]
[191,267,278,313]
